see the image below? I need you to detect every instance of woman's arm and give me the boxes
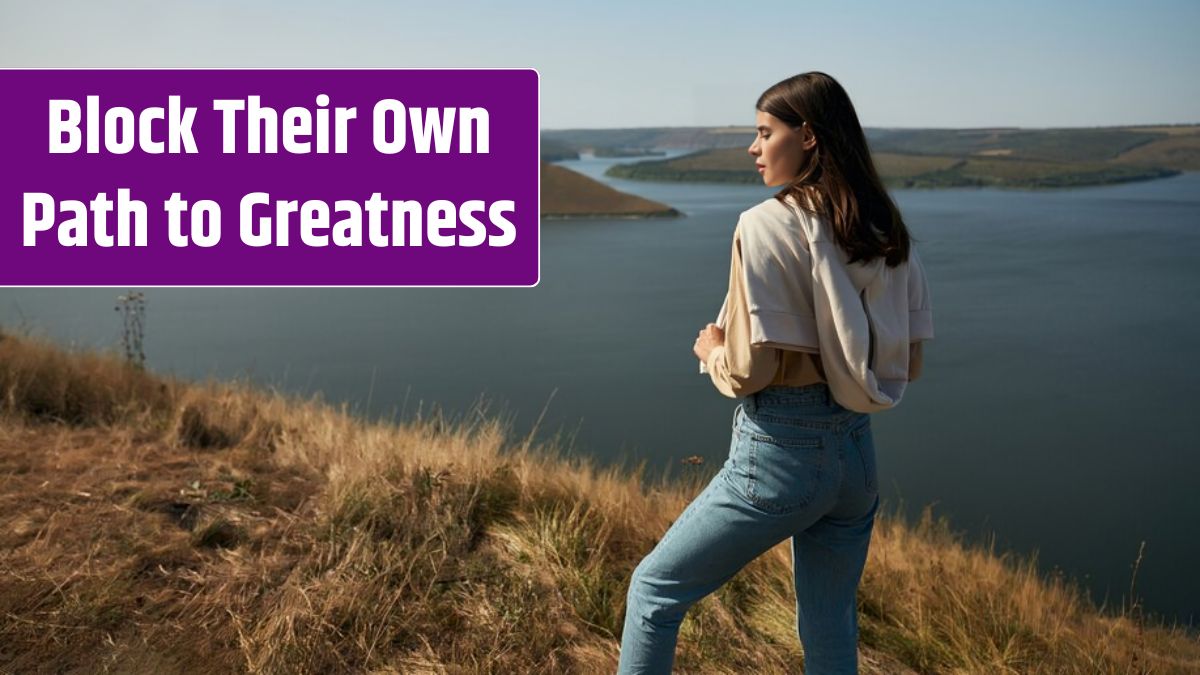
[700,227,781,398]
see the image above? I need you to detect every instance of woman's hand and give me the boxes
[693,323,725,363]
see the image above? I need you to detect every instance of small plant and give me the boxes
[114,291,146,368]
[209,478,256,503]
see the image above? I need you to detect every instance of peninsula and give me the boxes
[540,162,679,219]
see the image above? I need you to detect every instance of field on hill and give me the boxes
[1112,129,1200,171]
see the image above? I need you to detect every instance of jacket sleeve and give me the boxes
[908,246,935,342]
[705,226,781,398]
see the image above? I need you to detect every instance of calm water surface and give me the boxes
[3,154,1198,626]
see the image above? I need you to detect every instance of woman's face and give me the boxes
[748,110,815,187]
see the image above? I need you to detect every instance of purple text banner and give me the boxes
[0,68,539,286]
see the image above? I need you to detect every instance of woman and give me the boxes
[617,72,934,674]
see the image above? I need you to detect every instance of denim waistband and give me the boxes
[745,383,840,413]
[742,383,865,433]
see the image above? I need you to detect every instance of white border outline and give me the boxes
[0,66,542,289]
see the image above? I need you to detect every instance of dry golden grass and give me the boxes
[1,329,1197,673]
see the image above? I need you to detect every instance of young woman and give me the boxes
[617,72,933,674]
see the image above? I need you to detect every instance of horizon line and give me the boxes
[547,120,1200,132]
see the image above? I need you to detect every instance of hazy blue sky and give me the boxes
[2,0,1196,129]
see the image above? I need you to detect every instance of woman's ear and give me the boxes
[800,122,817,151]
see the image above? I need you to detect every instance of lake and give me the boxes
[3,153,1198,627]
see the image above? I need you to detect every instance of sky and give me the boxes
[1,0,1197,130]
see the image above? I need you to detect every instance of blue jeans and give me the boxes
[618,383,879,674]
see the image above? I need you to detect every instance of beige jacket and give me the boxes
[702,195,932,408]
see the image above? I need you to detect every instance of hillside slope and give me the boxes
[541,162,680,218]
[1,331,1197,673]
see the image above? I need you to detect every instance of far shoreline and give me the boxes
[545,123,1200,192]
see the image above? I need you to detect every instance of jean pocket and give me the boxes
[744,431,825,515]
[850,422,877,494]
[725,405,744,470]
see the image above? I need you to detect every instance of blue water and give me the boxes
[3,155,1198,627]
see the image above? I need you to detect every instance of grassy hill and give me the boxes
[541,162,680,219]
[544,125,1197,189]
[603,148,979,185]
[540,138,580,162]
[865,127,1164,163]
[1,330,1198,673]
[542,127,754,157]
[1112,126,1200,171]
[605,145,1181,189]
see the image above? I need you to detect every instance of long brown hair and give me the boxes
[757,72,913,267]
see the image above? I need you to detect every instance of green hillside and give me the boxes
[602,136,1188,189]
[545,124,1197,189]
[866,127,1163,163]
